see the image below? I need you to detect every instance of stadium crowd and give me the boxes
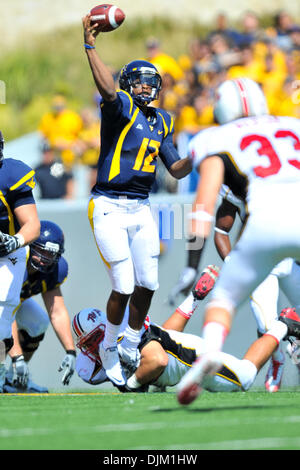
[35,9,300,198]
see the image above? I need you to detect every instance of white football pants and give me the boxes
[0,247,28,340]
[15,298,50,337]
[88,195,160,294]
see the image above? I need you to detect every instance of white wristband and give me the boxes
[15,233,25,247]
[214,227,229,236]
[187,211,214,222]
[126,374,142,390]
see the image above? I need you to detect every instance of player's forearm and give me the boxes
[214,232,231,261]
[169,157,193,179]
[134,343,168,385]
[14,204,40,246]
[85,49,117,102]
[43,291,75,351]
[50,309,75,351]
[8,320,23,358]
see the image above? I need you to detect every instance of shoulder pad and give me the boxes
[157,108,174,137]
[4,158,36,192]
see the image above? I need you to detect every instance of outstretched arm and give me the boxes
[126,340,168,390]
[168,157,193,179]
[42,287,76,385]
[82,14,117,102]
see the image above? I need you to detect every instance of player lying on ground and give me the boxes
[73,266,300,393]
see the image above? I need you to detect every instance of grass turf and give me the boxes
[1,388,300,451]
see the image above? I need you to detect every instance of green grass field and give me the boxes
[1,388,300,451]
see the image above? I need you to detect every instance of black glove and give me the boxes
[0,232,21,256]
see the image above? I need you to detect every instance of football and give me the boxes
[90,4,125,32]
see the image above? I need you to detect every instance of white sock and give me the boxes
[127,373,142,389]
[103,320,121,350]
[264,321,288,346]
[122,325,140,349]
[202,321,228,353]
[176,291,200,320]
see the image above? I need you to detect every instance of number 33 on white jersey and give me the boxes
[189,115,300,214]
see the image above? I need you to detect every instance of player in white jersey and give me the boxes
[214,185,300,392]
[72,275,300,394]
[176,77,300,405]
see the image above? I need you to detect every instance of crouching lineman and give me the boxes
[3,220,76,393]
[72,266,300,393]
[0,131,40,392]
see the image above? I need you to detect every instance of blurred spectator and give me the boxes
[174,89,215,135]
[38,95,83,169]
[157,72,180,114]
[239,11,264,45]
[260,51,287,109]
[207,12,244,48]
[145,37,184,82]
[273,77,300,118]
[227,43,264,81]
[34,140,75,200]
[76,107,100,190]
[273,10,295,50]
[209,33,241,70]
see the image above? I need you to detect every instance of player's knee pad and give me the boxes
[135,256,159,291]
[18,329,45,354]
[109,259,135,294]
[137,278,159,292]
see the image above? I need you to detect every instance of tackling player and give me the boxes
[82,15,192,388]
[214,186,300,392]
[3,220,76,393]
[72,270,300,394]
[0,131,40,392]
[176,77,300,405]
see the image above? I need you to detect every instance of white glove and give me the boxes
[0,232,22,256]
[58,351,76,385]
[12,355,29,388]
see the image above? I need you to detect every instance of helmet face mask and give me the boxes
[119,60,162,105]
[76,325,105,363]
[29,220,64,273]
[30,244,62,273]
[72,308,107,363]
